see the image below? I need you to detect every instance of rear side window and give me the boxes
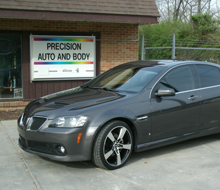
[160,65,195,92]
[196,65,220,88]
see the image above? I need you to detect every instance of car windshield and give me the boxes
[86,65,164,92]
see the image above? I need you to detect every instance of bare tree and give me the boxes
[198,0,201,13]
[175,0,183,20]
[155,0,220,22]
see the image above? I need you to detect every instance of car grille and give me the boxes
[30,117,47,131]
[28,140,56,154]
[20,113,47,131]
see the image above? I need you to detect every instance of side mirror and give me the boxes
[155,88,175,97]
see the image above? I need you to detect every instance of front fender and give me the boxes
[82,108,136,160]
[88,107,151,146]
[93,108,136,127]
[83,107,152,160]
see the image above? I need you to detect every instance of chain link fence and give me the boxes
[141,35,220,64]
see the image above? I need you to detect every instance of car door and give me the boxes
[195,64,220,130]
[150,65,202,141]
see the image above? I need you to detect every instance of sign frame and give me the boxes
[30,35,96,81]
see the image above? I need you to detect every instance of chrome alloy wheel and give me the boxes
[103,126,132,167]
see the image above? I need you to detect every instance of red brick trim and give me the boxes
[0,101,29,111]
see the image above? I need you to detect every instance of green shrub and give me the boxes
[139,13,220,60]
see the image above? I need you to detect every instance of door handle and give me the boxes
[188,95,199,100]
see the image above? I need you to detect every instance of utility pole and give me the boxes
[172,34,176,59]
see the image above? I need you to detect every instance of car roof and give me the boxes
[122,60,220,69]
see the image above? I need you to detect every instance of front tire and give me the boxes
[92,120,133,170]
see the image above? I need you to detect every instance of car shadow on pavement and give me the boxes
[37,133,220,170]
[127,133,220,166]
[38,156,97,169]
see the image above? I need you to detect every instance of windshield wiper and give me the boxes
[82,86,118,92]
[102,87,118,92]
[81,85,96,89]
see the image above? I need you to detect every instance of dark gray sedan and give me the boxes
[18,60,220,169]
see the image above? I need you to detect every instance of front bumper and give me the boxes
[17,117,94,162]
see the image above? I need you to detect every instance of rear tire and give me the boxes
[92,120,133,170]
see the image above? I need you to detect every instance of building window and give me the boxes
[0,34,22,99]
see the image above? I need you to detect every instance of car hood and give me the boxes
[23,87,124,117]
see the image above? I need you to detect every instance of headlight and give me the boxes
[49,116,88,128]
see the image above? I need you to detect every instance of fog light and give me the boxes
[56,145,66,154]
[60,146,65,153]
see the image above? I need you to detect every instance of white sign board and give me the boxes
[30,35,96,81]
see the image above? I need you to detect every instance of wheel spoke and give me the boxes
[116,150,122,166]
[104,150,114,159]
[120,143,131,150]
[96,123,133,168]
[107,131,116,142]
[117,127,127,141]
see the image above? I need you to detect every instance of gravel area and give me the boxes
[0,110,23,120]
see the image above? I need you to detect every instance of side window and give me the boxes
[196,65,220,88]
[160,65,195,92]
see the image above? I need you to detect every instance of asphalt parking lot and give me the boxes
[1,120,220,190]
